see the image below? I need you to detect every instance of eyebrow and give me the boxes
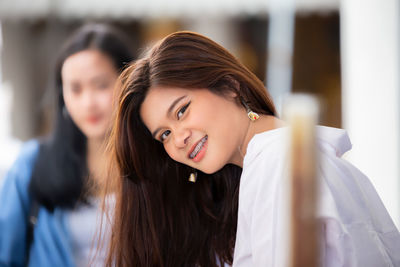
[66,75,110,86]
[90,75,111,84]
[151,95,187,139]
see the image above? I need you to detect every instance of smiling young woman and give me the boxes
[104,31,276,267]
[105,31,400,267]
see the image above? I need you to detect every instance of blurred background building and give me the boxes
[0,0,398,227]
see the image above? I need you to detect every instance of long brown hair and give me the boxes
[104,31,276,267]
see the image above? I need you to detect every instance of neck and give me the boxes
[233,115,286,168]
[87,137,105,184]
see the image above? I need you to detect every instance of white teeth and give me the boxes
[190,135,208,159]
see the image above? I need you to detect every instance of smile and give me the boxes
[188,135,208,162]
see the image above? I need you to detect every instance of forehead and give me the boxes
[61,50,115,80]
[140,86,190,129]
[144,86,190,105]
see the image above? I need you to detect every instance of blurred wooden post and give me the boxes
[283,94,319,267]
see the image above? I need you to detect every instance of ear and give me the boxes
[224,75,239,98]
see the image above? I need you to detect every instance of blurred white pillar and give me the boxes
[341,0,400,228]
[0,23,21,183]
[182,17,238,56]
[266,0,295,114]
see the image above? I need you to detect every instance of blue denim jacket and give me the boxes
[0,140,75,267]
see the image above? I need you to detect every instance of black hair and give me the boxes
[29,23,134,211]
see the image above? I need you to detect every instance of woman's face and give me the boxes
[62,49,118,140]
[140,86,249,174]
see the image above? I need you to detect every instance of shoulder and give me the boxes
[242,128,289,183]
[316,126,352,157]
[244,127,289,166]
[239,128,289,206]
[1,140,40,192]
[5,140,41,173]
[11,140,40,169]
[15,140,41,164]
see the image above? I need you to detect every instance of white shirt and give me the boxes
[68,197,110,267]
[233,126,400,267]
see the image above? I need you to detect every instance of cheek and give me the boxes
[164,143,182,163]
[195,97,232,127]
[63,93,80,118]
[64,103,85,133]
[96,90,114,112]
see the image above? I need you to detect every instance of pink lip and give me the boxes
[188,136,208,163]
[192,141,207,162]
[87,115,102,124]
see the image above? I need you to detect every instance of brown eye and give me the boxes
[97,83,110,90]
[95,79,112,90]
[177,102,190,119]
[71,85,81,94]
[160,130,171,142]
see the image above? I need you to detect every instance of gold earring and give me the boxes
[188,171,197,183]
[241,98,260,121]
[247,110,260,121]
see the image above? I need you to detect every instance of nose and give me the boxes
[173,128,191,149]
[81,88,96,109]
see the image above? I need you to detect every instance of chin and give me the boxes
[83,130,106,140]
[201,169,216,175]
[199,163,225,175]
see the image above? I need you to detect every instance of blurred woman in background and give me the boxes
[0,23,134,266]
